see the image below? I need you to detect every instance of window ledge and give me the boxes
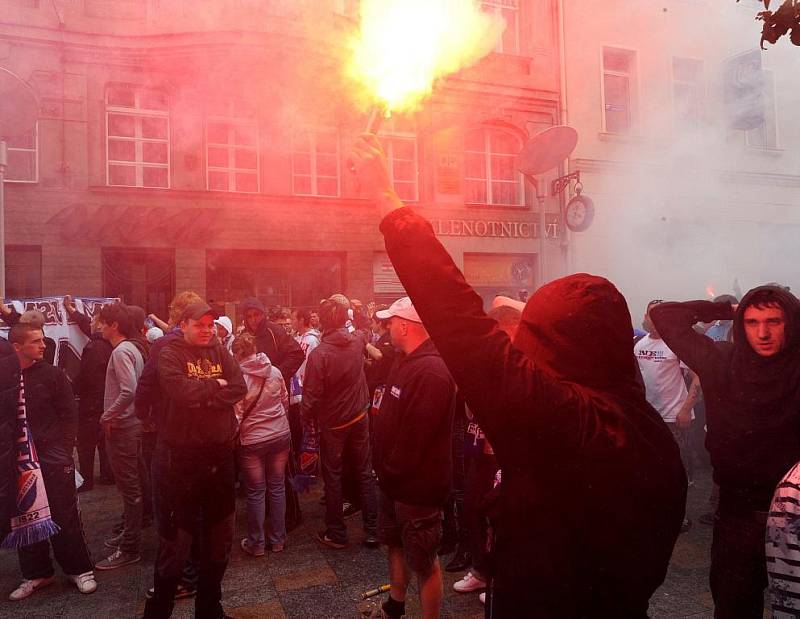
[598,131,653,144]
[744,145,785,156]
[465,202,530,211]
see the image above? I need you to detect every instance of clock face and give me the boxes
[567,203,585,227]
[565,195,594,232]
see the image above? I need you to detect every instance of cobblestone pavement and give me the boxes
[0,465,721,618]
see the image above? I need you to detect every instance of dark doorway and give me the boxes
[102,248,174,319]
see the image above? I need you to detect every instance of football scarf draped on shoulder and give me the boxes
[1,374,60,549]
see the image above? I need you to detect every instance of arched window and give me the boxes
[464,127,524,206]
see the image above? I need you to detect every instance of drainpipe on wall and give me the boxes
[556,0,572,275]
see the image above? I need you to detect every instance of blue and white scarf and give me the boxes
[1,374,60,549]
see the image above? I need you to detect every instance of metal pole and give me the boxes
[0,139,6,299]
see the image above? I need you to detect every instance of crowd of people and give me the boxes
[0,135,799,619]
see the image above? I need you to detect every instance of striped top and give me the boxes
[767,461,800,618]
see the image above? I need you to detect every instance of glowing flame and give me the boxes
[706,285,716,299]
[346,0,505,113]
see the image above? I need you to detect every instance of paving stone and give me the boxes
[0,464,758,618]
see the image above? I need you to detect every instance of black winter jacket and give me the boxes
[373,338,455,507]
[300,328,370,430]
[0,358,16,540]
[74,333,112,416]
[157,337,246,452]
[0,355,77,467]
[250,319,304,387]
[380,206,686,618]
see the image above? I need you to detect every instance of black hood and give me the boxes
[323,327,356,347]
[513,273,640,395]
[732,285,800,357]
[730,285,800,410]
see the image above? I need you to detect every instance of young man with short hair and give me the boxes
[372,297,457,619]
[652,286,800,617]
[95,303,147,570]
[636,299,698,531]
[1,323,96,600]
[144,300,246,619]
[301,294,378,550]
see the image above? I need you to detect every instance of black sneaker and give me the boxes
[342,502,361,519]
[316,530,347,549]
[145,584,197,600]
[445,550,471,573]
[363,534,380,549]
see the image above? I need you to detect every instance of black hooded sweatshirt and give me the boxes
[239,298,305,386]
[380,206,686,618]
[372,338,456,507]
[651,286,800,513]
[157,337,246,453]
[300,327,370,430]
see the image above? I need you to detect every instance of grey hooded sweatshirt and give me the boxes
[236,352,290,446]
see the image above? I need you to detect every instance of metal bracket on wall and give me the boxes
[551,170,581,197]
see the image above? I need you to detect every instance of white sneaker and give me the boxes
[453,571,486,593]
[479,592,486,605]
[9,576,55,601]
[68,572,97,594]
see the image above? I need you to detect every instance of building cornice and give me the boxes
[573,157,800,188]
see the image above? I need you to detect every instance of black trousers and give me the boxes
[710,509,769,618]
[143,447,235,619]
[18,461,94,579]
[464,452,497,576]
[76,408,113,483]
[319,416,377,544]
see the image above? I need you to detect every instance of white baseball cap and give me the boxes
[375,297,421,323]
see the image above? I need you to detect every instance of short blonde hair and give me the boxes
[168,291,202,326]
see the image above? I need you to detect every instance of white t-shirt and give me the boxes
[634,334,693,423]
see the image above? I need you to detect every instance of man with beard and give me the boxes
[350,134,687,618]
[651,286,800,617]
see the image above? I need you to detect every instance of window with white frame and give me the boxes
[291,128,340,197]
[673,57,704,127]
[206,107,259,193]
[379,117,418,202]
[3,124,38,183]
[745,70,778,149]
[482,0,519,55]
[106,85,169,188]
[464,127,524,207]
[602,47,637,134]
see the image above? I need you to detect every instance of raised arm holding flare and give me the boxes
[350,134,687,618]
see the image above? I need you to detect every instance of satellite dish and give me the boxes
[0,68,38,139]
[516,125,578,176]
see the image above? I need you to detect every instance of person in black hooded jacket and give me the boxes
[350,134,687,618]
[301,294,378,549]
[239,297,304,386]
[651,285,800,617]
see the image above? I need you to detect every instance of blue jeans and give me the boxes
[238,434,291,549]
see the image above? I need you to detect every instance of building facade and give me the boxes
[1,0,564,321]
[561,0,800,320]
